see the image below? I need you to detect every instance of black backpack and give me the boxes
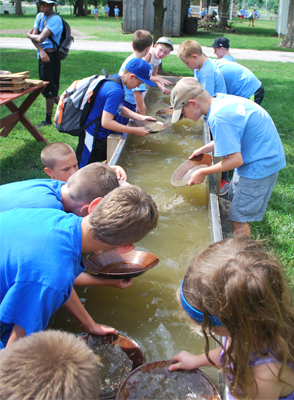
[38,12,73,60]
[54,75,124,136]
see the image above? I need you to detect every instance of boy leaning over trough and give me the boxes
[170,78,286,238]
[0,186,159,348]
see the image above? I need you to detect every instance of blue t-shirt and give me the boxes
[34,12,63,55]
[104,6,110,13]
[240,8,246,15]
[0,208,85,347]
[0,179,64,213]
[119,54,146,105]
[223,54,236,63]
[85,74,124,139]
[207,94,286,179]
[114,8,119,15]
[194,58,227,97]
[213,59,261,99]
[188,7,192,16]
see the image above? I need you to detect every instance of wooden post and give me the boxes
[107,134,121,163]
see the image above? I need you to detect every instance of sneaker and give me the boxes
[219,179,231,196]
[37,120,52,128]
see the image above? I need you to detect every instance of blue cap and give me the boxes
[180,280,223,326]
[125,58,156,87]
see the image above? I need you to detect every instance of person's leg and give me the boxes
[38,52,60,127]
[232,221,250,236]
[229,173,279,238]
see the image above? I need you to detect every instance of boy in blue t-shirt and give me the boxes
[117,30,153,127]
[0,185,159,348]
[177,40,227,97]
[77,57,156,167]
[170,78,286,237]
[211,37,236,63]
[93,7,98,20]
[213,59,264,105]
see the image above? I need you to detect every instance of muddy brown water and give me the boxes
[52,86,219,386]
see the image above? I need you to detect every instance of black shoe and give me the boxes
[37,120,52,128]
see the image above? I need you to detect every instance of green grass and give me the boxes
[0,14,293,52]
[0,48,293,285]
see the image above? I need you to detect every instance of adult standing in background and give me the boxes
[27,0,63,128]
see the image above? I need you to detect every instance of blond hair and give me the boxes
[67,162,119,202]
[182,235,294,399]
[88,185,158,245]
[0,330,100,400]
[177,40,203,58]
[41,142,76,169]
[133,30,153,52]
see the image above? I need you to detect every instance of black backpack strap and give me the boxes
[43,12,60,50]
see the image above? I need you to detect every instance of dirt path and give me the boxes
[1,37,294,63]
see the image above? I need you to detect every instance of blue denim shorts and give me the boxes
[228,171,279,223]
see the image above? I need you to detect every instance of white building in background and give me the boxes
[276,0,290,35]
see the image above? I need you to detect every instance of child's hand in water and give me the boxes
[86,323,117,336]
[110,278,133,289]
[168,351,200,371]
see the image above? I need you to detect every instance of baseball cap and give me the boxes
[170,77,204,124]
[211,37,230,48]
[38,0,59,5]
[156,37,174,51]
[125,58,156,87]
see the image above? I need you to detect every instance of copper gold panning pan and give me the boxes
[85,250,159,279]
[155,108,173,118]
[116,360,222,400]
[81,333,144,400]
[171,154,212,187]
[129,119,167,133]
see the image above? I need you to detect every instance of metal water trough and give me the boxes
[108,77,227,399]
[108,76,223,245]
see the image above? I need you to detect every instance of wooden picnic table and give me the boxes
[0,81,49,143]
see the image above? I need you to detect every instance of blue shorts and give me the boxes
[228,170,279,223]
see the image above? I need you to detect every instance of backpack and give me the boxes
[38,12,73,60]
[54,75,124,137]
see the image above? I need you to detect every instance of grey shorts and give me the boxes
[228,170,279,223]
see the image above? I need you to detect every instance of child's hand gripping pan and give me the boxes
[171,154,212,187]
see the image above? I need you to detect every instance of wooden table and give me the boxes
[0,82,49,143]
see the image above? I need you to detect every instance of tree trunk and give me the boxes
[76,0,86,16]
[153,0,167,44]
[218,0,229,28]
[153,0,167,73]
[278,0,294,48]
[15,0,23,16]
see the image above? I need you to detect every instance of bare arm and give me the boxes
[189,142,215,158]
[101,110,150,137]
[74,272,133,289]
[168,346,222,371]
[27,26,52,43]
[62,287,117,335]
[27,27,50,63]
[189,152,243,186]
[134,91,146,115]
[6,324,26,348]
